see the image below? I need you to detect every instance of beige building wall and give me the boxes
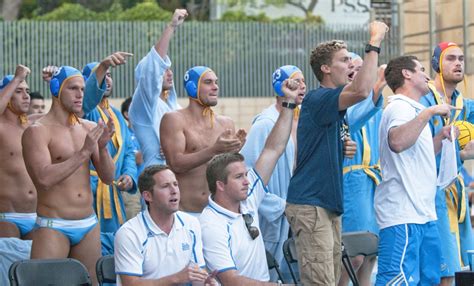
[401,0,473,97]
[45,97,276,132]
[401,0,474,174]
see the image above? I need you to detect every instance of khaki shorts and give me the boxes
[285,203,341,286]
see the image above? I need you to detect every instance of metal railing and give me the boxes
[0,21,400,98]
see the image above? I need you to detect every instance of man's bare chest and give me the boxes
[183,124,226,152]
[48,126,87,163]
[0,124,24,157]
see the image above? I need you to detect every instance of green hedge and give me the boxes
[33,2,171,21]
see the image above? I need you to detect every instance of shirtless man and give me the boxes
[160,66,245,214]
[22,66,115,285]
[0,65,36,239]
[158,10,244,214]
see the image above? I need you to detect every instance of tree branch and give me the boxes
[287,0,307,14]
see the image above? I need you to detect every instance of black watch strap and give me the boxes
[365,44,381,54]
[282,102,297,109]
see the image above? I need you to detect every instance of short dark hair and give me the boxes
[385,55,418,93]
[138,165,171,194]
[206,153,245,196]
[29,91,44,100]
[121,97,132,117]
[310,40,347,82]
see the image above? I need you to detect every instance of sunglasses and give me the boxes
[242,213,260,240]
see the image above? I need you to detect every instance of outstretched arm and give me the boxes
[255,79,299,186]
[82,52,133,116]
[94,51,133,87]
[389,104,458,153]
[338,21,388,111]
[0,65,30,115]
[155,9,188,58]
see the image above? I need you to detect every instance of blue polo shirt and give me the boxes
[287,86,346,215]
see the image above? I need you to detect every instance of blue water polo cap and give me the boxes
[272,65,302,97]
[183,66,212,99]
[82,62,99,80]
[348,52,361,61]
[0,75,14,90]
[50,66,83,97]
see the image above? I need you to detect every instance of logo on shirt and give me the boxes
[182,242,190,251]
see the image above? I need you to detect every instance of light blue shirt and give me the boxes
[129,47,180,167]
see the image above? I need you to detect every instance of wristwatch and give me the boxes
[282,102,297,109]
[365,44,381,54]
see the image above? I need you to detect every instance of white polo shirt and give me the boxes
[114,210,205,285]
[375,95,437,229]
[199,168,270,281]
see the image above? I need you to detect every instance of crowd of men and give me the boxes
[1,8,474,286]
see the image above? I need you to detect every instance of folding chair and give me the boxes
[341,231,379,286]
[8,260,19,286]
[96,255,116,285]
[8,258,92,286]
[282,237,299,284]
[265,250,285,283]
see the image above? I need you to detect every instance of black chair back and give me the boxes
[96,255,116,285]
[265,250,285,283]
[282,237,299,284]
[9,258,92,286]
[342,231,379,257]
[341,231,379,286]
